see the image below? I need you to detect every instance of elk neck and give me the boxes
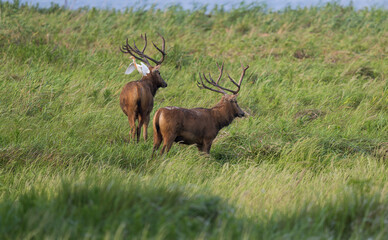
[141,74,159,96]
[210,100,236,130]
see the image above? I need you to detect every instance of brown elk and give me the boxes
[152,63,249,156]
[119,34,167,142]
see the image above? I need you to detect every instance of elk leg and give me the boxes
[152,137,162,158]
[165,141,174,153]
[142,115,150,141]
[136,115,145,143]
[160,145,166,155]
[196,144,203,152]
[151,145,160,159]
[160,136,174,155]
[127,113,137,142]
[202,140,213,154]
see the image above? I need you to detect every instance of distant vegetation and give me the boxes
[0,1,387,238]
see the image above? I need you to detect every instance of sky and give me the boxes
[14,0,388,10]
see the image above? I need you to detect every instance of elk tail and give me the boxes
[151,110,163,158]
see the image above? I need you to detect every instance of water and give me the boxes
[13,0,388,10]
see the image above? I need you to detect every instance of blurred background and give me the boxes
[11,0,388,10]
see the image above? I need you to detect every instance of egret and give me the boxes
[125,56,150,76]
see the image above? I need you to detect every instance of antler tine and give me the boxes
[215,62,224,84]
[226,73,239,88]
[226,64,250,94]
[158,33,166,51]
[197,73,226,95]
[204,73,217,86]
[141,33,147,53]
[119,39,126,53]
[120,38,146,63]
[198,63,238,95]
[132,40,140,52]
[208,73,237,94]
[207,63,239,94]
[120,37,151,65]
[203,63,222,87]
[202,72,231,95]
[154,33,166,63]
[143,33,166,65]
[132,40,144,55]
[132,34,148,56]
[153,33,166,53]
[198,62,249,95]
[238,64,249,87]
[121,33,167,66]
[119,38,131,54]
[196,75,206,90]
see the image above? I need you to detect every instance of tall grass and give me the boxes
[0,1,387,239]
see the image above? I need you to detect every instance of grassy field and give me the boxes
[0,1,387,239]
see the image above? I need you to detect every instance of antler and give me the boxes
[120,33,166,67]
[150,33,166,65]
[197,62,226,94]
[197,63,249,95]
[226,63,249,94]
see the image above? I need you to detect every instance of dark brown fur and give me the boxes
[120,65,167,142]
[119,34,167,142]
[152,94,245,155]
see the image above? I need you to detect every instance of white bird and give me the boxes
[125,56,150,76]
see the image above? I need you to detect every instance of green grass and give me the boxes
[0,1,387,239]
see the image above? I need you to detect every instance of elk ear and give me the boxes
[226,95,237,102]
[152,65,161,72]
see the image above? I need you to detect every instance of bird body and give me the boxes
[125,56,150,76]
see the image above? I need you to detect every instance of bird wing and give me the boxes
[125,63,136,75]
[140,62,150,76]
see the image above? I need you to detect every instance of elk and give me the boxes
[119,33,167,142]
[152,63,249,156]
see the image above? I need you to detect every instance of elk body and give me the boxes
[152,63,249,156]
[119,34,167,142]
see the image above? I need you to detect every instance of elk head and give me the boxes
[120,33,167,88]
[197,62,249,118]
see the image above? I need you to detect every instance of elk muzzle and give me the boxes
[237,111,245,117]
[236,106,246,118]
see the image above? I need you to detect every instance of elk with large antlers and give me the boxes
[119,33,167,142]
[152,63,249,156]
